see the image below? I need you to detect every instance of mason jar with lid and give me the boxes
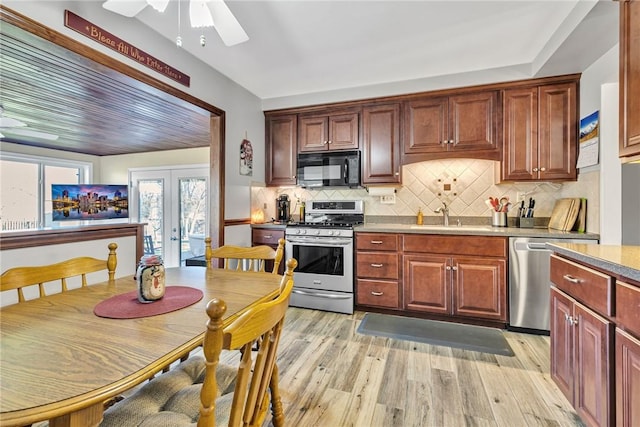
[136,254,166,303]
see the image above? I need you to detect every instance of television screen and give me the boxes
[51,184,129,221]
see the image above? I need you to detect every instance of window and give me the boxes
[0,153,91,230]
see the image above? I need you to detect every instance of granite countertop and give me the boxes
[547,243,640,283]
[354,223,600,240]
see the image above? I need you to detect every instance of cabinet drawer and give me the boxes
[357,279,400,309]
[356,233,398,251]
[403,234,506,257]
[251,228,285,245]
[550,255,613,317]
[616,281,640,338]
[356,252,399,279]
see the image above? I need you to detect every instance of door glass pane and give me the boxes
[0,160,38,230]
[138,179,164,258]
[180,177,207,264]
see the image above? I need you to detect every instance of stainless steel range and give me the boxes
[285,200,364,314]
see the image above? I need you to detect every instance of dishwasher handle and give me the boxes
[526,243,550,250]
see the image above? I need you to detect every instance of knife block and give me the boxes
[517,217,535,228]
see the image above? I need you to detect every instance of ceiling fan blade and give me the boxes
[102,0,149,18]
[1,128,59,141]
[207,0,249,46]
[190,0,214,28]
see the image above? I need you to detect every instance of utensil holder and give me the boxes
[492,212,508,227]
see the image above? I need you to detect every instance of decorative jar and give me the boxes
[136,254,165,303]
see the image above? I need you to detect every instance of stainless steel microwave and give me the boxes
[297,150,361,188]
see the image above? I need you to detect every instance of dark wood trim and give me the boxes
[0,4,226,247]
[0,223,145,265]
[224,219,252,226]
[264,73,582,116]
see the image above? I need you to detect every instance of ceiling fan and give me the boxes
[102,0,249,47]
[0,107,59,141]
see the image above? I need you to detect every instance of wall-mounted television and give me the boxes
[51,184,129,221]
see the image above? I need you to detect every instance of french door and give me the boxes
[130,167,209,267]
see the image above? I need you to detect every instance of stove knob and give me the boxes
[299,229,306,235]
[329,230,336,236]
[312,230,320,236]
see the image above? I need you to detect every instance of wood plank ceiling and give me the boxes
[0,21,212,157]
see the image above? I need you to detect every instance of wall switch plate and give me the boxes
[380,194,396,204]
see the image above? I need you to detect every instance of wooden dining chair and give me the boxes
[204,236,285,274]
[0,242,118,303]
[101,257,298,427]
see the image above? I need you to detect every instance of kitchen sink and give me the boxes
[409,225,494,231]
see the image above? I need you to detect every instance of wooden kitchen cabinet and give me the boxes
[355,232,401,309]
[298,110,359,152]
[620,0,640,159]
[501,80,578,181]
[251,227,286,275]
[265,113,297,186]
[362,103,402,185]
[402,234,507,322]
[550,286,613,427]
[402,90,500,162]
[615,280,640,427]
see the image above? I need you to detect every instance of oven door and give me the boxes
[285,236,353,293]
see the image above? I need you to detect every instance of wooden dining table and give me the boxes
[0,266,284,427]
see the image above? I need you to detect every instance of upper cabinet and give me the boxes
[265,113,297,187]
[403,90,500,163]
[362,104,402,185]
[620,0,640,159]
[298,110,359,152]
[501,80,578,181]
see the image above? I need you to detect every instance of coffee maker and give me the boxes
[276,194,291,223]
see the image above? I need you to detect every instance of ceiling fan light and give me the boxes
[146,0,169,12]
[190,0,214,28]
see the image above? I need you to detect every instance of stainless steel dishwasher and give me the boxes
[508,237,596,333]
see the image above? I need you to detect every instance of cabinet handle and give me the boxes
[370,240,383,244]
[565,313,570,321]
[371,291,384,296]
[451,266,458,271]
[563,274,582,284]
[264,235,272,239]
[446,266,452,271]
[328,140,332,144]
[370,263,384,268]
[323,140,328,145]
[533,167,539,172]
[395,172,399,176]
[540,167,546,172]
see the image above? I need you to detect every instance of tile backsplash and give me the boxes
[251,159,599,232]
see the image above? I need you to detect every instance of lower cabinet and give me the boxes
[403,254,506,321]
[550,287,613,427]
[251,227,285,275]
[616,328,640,427]
[355,233,401,309]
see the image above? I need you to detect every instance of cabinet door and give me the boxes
[403,96,448,155]
[449,91,499,156]
[616,328,640,427]
[298,115,329,152]
[620,0,640,158]
[328,112,359,150]
[538,82,577,180]
[502,87,538,181]
[574,302,613,427]
[403,254,450,314]
[362,104,401,185]
[452,257,506,321]
[265,114,297,186]
[550,287,575,403]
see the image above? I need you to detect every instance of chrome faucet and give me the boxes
[434,203,449,226]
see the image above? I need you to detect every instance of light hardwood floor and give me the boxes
[254,307,585,427]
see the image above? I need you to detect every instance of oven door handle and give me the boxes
[286,237,352,246]
[292,289,352,299]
